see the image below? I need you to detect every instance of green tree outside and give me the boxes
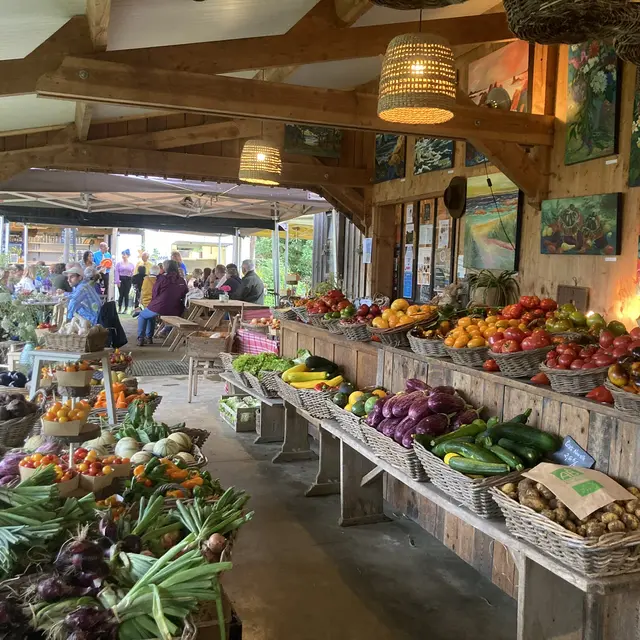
[255,236,313,301]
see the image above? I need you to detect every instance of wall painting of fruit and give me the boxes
[541,193,621,256]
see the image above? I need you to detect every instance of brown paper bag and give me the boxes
[523,463,636,520]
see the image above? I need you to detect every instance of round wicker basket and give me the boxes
[322,317,344,335]
[492,345,554,379]
[444,345,489,368]
[604,380,640,416]
[339,322,371,342]
[308,312,326,328]
[539,363,609,396]
[367,324,412,348]
[292,306,309,323]
[271,307,297,321]
[407,332,448,358]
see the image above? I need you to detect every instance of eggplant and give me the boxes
[393,416,417,443]
[401,428,419,448]
[382,394,403,418]
[380,417,401,437]
[431,385,456,395]
[427,392,465,415]
[452,408,481,429]
[414,413,449,436]
[408,396,433,422]
[405,378,430,392]
[392,391,426,418]
[366,407,384,428]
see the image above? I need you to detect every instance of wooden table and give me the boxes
[187,299,268,331]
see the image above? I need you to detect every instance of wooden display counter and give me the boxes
[280,320,640,607]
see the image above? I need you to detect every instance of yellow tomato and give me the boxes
[398,315,414,326]
[381,309,394,320]
[349,391,364,405]
[444,337,455,347]
[391,298,410,312]
[485,315,499,325]
[458,317,473,328]
[508,319,520,327]
[396,310,406,317]
[468,337,487,348]
[484,326,499,337]
[518,323,528,332]
[496,320,510,329]
[453,336,470,348]
[372,389,387,398]
[372,316,389,329]
[388,315,400,328]
[406,305,421,317]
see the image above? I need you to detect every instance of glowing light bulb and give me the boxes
[256,152,266,162]
[411,62,426,74]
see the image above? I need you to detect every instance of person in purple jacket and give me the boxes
[136,259,188,346]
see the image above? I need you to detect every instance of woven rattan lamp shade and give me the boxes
[378,33,456,125]
[239,139,282,186]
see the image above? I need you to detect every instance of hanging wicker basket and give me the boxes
[372,0,468,8]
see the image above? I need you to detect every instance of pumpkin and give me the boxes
[130,451,154,466]
[115,437,141,459]
[142,442,156,454]
[173,451,196,467]
[167,431,192,452]
[97,431,116,446]
[152,438,181,458]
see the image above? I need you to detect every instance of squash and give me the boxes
[115,437,141,458]
[130,451,154,466]
[152,438,181,458]
[24,435,47,452]
[97,431,116,446]
[142,442,156,454]
[173,452,196,467]
[167,431,192,452]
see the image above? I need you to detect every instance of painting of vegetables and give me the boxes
[414,138,454,175]
[541,193,621,255]
[375,134,405,183]
[629,79,640,187]
[565,40,619,166]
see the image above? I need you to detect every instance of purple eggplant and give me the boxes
[392,391,426,418]
[407,396,433,422]
[405,378,430,393]
[366,407,384,428]
[431,385,456,396]
[382,394,403,418]
[380,417,401,436]
[393,416,417,443]
[401,428,418,448]
[427,392,465,415]
[452,407,482,429]
[414,413,449,436]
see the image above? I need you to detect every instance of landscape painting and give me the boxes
[463,173,520,270]
[541,193,621,255]
[629,79,640,187]
[465,144,487,168]
[414,138,454,175]
[283,124,342,158]
[375,134,406,183]
[565,41,619,165]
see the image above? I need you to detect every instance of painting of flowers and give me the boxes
[565,41,619,165]
[463,173,520,271]
[375,134,406,183]
[414,138,454,175]
[629,80,640,187]
[541,193,621,255]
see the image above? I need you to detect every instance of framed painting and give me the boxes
[414,137,454,175]
[375,134,406,183]
[541,193,621,255]
[629,78,640,187]
[463,173,521,271]
[565,41,619,166]
[283,124,343,158]
[465,144,488,168]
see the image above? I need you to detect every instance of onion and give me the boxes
[206,533,227,554]
[98,518,118,543]
[121,535,142,554]
[37,575,73,602]
[160,532,180,550]
[55,537,109,577]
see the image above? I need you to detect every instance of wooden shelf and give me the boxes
[219,371,283,407]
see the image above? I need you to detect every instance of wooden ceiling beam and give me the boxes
[86,0,111,51]
[91,13,514,76]
[36,57,554,146]
[75,101,93,141]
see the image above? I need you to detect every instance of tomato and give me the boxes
[487,332,505,346]
[599,330,615,349]
[557,353,575,367]
[501,340,521,353]
[593,353,616,367]
[585,386,614,404]
[521,312,535,324]
[483,359,500,372]
[570,359,585,370]
[502,303,524,320]
[531,308,545,318]
[521,337,539,351]
[337,300,352,311]
[490,340,507,354]
[503,327,525,343]
[519,295,541,310]
[539,298,558,312]
[612,346,630,359]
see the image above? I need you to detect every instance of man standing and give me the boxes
[238,259,265,304]
[64,264,102,324]
[136,251,153,273]
[93,241,112,295]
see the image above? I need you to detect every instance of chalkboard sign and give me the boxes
[548,436,595,469]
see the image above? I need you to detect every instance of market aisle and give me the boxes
[131,366,517,640]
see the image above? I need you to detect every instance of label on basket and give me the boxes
[548,436,596,469]
[523,463,636,520]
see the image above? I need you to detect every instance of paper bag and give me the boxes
[523,463,636,520]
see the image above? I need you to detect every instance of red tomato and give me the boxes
[557,354,576,367]
[502,303,524,320]
[579,346,598,358]
[556,363,569,370]
[503,327,525,342]
[593,353,616,367]
[483,359,500,372]
[582,362,600,369]
[501,340,522,353]
[629,340,640,351]
[490,340,507,354]
[337,300,352,311]
[521,337,539,351]
[487,332,505,346]
[599,330,615,349]
[570,359,585,370]
[630,327,640,340]
[519,295,541,310]
[532,308,546,318]
[539,298,558,312]
[530,372,550,385]
[613,335,633,348]
[612,346,630,359]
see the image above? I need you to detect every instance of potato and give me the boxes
[576,524,587,537]
[607,520,627,533]
[518,479,535,492]
[522,497,547,513]
[556,501,566,510]
[506,492,518,502]
[606,503,625,517]
[548,499,558,510]
[585,522,607,538]
[536,483,555,500]
[634,508,640,519]
[523,488,543,501]
[541,509,556,522]
[627,487,640,497]
[554,507,569,524]
[600,512,620,524]
[501,483,517,494]
[621,513,640,531]
[626,499,640,514]
[563,520,577,533]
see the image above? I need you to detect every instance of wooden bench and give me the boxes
[160,316,201,352]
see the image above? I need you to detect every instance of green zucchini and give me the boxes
[486,416,500,429]
[431,436,474,458]
[510,408,532,424]
[488,445,524,471]
[429,422,487,447]
[497,438,541,465]
[448,457,511,476]
[440,441,503,464]
[485,422,559,452]
[474,430,491,447]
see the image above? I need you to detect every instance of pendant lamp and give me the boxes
[378,32,456,125]
[239,138,282,186]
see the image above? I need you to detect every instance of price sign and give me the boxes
[548,436,595,469]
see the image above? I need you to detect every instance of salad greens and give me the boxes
[232,353,293,375]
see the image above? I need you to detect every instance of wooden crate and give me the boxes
[218,394,260,433]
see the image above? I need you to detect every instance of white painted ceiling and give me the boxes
[286,57,382,90]
[0,95,75,131]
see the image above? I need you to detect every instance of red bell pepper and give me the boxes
[530,372,550,385]
[585,386,614,405]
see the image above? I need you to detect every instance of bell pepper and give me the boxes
[585,385,614,405]
[530,372,550,385]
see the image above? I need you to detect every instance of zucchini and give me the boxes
[431,436,474,458]
[429,422,487,448]
[305,356,338,373]
[440,441,503,464]
[474,430,491,447]
[282,364,307,382]
[497,438,541,466]
[448,457,511,476]
[485,422,559,452]
[510,408,532,424]
[287,371,330,383]
[486,416,500,429]
[488,445,524,471]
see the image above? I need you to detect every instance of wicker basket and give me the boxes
[244,371,280,398]
[552,331,587,343]
[372,0,467,7]
[271,307,297,321]
[414,441,521,518]
[444,345,489,368]
[407,332,448,358]
[0,412,43,448]
[292,306,309,323]
[308,312,326,328]
[604,380,640,416]
[241,321,269,334]
[43,327,109,352]
[502,0,634,45]
[360,423,391,457]
[492,345,553,378]
[367,324,411,348]
[219,352,238,371]
[327,401,367,442]
[340,322,371,342]
[491,487,640,577]
[170,425,211,448]
[298,388,334,419]
[275,375,304,409]
[376,433,428,481]
[322,318,344,334]
[189,443,208,469]
[539,363,608,396]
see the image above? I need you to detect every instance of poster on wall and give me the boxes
[629,78,640,188]
[283,125,342,158]
[541,193,621,256]
[463,173,520,271]
[414,138,454,174]
[565,41,619,166]
[362,237,372,264]
[403,204,415,299]
[466,40,530,168]
[437,219,450,249]
[375,134,406,183]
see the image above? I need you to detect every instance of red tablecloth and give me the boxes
[235,328,279,355]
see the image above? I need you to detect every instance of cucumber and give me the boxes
[497,438,541,466]
[488,445,524,471]
[440,441,503,464]
[486,416,500,429]
[431,436,474,458]
[485,422,559,452]
[448,457,511,476]
[474,430,491,447]
[429,422,487,448]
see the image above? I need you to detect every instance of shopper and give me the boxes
[188,268,204,289]
[136,251,153,274]
[140,265,159,308]
[214,264,242,299]
[82,251,94,270]
[114,249,135,313]
[202,267,212,286]
[157,262,165,276]
[64,264,102,324]
[93,242,112,294]
[137,259,187,346]
[171,251,187,277]
[238,259,265,304]
[14,265,36,294]
[131,265,146,309]
[50,263,71,293]
[211,264,226,288]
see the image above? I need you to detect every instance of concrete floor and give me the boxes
[120,315,517,639]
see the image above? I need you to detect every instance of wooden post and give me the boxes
[254,404,284,444]
[272,402,318,463]
[367,203,396,298]
[305,427,341,497]
[339,440,389,527]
